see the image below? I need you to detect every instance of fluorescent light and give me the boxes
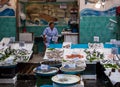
[95,3,101,8]
[101,2,105,6]
[109,19,117,23]
[95,0,106,8]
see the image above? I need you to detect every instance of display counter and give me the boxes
[49,43,114,49]
[61,32,79,44]
[46,43,116,80]
[104,68,120,86]
[0,40,34,84]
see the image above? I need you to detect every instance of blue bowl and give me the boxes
[60,67,85,75]
[34,67,59,77]
[40,85,53,87]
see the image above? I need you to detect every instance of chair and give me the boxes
[19,32,33,42]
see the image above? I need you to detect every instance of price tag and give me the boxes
[68,63,76,68]
[73,58,80,62]
[60,4,67,9]
[40,64,49,70]
[94,36,99,42]
[52,36,58,42]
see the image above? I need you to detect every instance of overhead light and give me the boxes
[107,19,117,30]
[20,12,26,21]
[101,0,105,7]
[95,0,106,8]
[101,2,105,6]
[95,1,101,8]
[109,19,117,23]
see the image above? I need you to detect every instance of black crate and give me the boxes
[0,65,17,78]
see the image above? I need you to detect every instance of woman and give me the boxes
[43,22,58,49]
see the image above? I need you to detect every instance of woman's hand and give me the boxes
[43,38,47,43]
[43,35,47,43]
[44,40,47,43]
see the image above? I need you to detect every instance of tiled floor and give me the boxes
[0,53,105,87]
[29,53,44,63]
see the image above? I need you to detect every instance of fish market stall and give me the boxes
[0,41,34,84]
[38,43,120,87]
[43,43,116,80]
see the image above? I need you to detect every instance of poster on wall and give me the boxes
[25,3,78,26]
[0,0,16,16]
[80,0,116,16]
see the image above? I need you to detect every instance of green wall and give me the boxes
[79,16,117,43]
[0,17,16,40]
[0,17,66,41]
[20,25,68,37]
[0,16,118,45]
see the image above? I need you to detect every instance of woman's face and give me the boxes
[50,23,54,29]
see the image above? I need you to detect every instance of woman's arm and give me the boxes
[43,35,47,43]
[43,28,48,43]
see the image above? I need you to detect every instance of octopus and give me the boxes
[66,54,84,59]
[0,0,11,8]
[46,49,63,59]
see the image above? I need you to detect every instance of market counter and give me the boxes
[61,32,79,44]
[0,42,34,85]
[47,43,115,80]
[49,44,114,49]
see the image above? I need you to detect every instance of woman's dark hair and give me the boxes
[49,22,54,26]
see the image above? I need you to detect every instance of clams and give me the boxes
[46,49,63,59]
[41,60,62,67]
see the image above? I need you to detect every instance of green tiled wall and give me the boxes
[20,25,68,37]
[0,17,66,41]
[0,17,16,40]
[79,16,117,43]
[0,16,118,45]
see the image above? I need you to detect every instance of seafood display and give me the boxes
[45,48,64,60]
[104,63,119,69]
[63,44,71,49]
[101,59,120,69]
[66,54,84,59]
[52,74,80,85]
[33,67,59,76]
[0,46,32,66]
[14,49,32,62]
[41,60,62,67]
[62,42,71,49]
[84,49,104,62]
[88,43,104,49]
[63,49,85,60]
[60,66,85,73]
[61,59,86,74]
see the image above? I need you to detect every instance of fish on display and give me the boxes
[0,0,11,8]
